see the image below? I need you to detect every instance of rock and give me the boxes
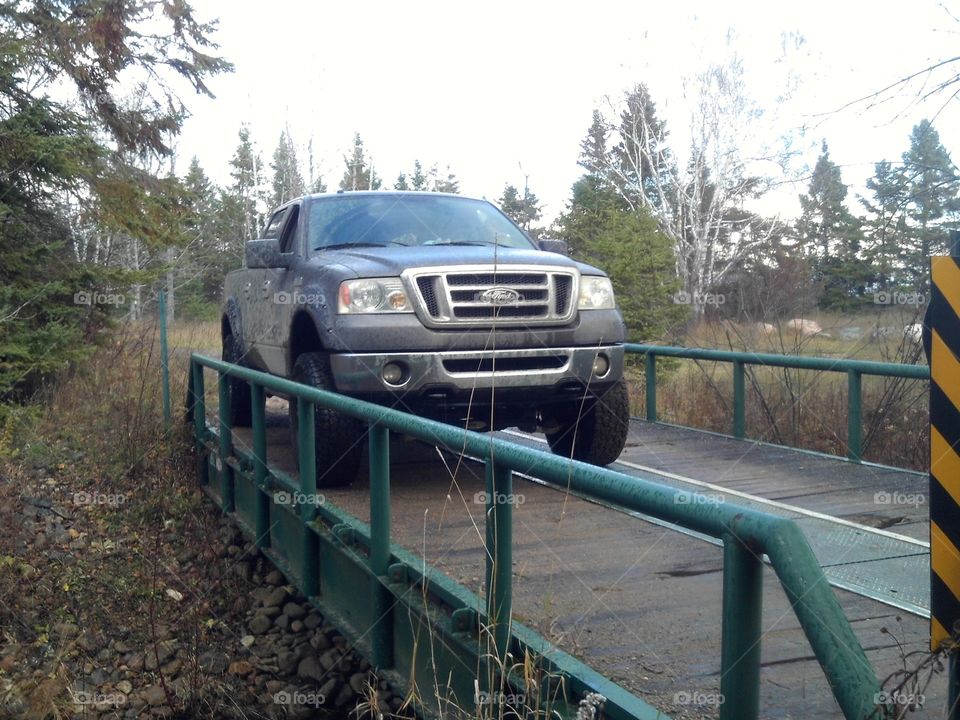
[264,587,290,608]
[786,318,822,336]
[160,659,181,676]
[240,635,255,649]
[52,622,79,638]
[264,569,284,586]
[309,631,331,651]
[113,640,133,654]
[276,650,298,675]
[144,641,177,671]
[125,652,145,672]
[296,656,324,682]
[228,660,253,675]
[274,614,290,631]
[249,616,272,635]
[334,684,355,708]
[290,620,304,633]
[318,677,340,703]
[349,673,369,694]
[142,685,166,707]
[116,680,133,694]
[198,650,229,675]
[319,649,342,672]
[78,633,103,653]
[250,587,273,604]
[303,613,322,630]
[282,602,306,620]
[233,561,253,581]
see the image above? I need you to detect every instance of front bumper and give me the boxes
[329,345,624,398]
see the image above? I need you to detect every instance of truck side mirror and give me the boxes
[538,238,569,255]
[246,239,291,269]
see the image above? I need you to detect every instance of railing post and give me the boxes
[485,461,514,663]
[369,423,394,669]
[189,361,208,485]
[158,291,171,427]
[251,384,270,548]
[217,371,234,512]
[847,370,862,463]
[297,398,319,597]
[733,360,746,439]
[720,533,763,720]
[644,352,657,422]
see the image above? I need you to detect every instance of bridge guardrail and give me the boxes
[186,352,885,720]
[627,343,930,464]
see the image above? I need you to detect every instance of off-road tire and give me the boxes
[289,352,364,487]
[544,379,630,466]
[222,334,252,427]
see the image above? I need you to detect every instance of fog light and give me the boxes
[592,354,610,378]
[382,362,406,386]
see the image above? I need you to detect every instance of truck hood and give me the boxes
[307,245,607,278]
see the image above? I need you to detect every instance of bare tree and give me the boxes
[601,58,790,317]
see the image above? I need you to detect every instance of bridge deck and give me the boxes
[230,411,941,718]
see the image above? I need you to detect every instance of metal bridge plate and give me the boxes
[499,429,932,617]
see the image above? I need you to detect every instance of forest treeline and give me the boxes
[2,2,957,402]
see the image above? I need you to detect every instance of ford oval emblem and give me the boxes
[478,287,521,305]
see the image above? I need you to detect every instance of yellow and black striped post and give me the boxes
[930,255,960,659]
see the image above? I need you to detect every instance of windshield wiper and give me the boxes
[318,242,394,250]
[422,240,489,246]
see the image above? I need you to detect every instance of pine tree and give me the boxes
[794,142,866,308]
[899,120,960,291]
[433,165,460,193]
[0,1,228,396]
[339,133,381,191]
[560,176,684,340]
[579,109,610,179]
[270,128,305,207]
[861,160,909,293]
[229,126,267,243]
[498,183,542,235]
[179,157,236,317]
[614,84,673,210]
[410,160,428,191]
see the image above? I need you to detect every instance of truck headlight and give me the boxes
[338,278,413,314]
[578,276,616,310]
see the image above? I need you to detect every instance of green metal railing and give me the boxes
[628,343,930,463]
[185,352,887,720]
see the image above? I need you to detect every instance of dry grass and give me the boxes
[632,314,929,471]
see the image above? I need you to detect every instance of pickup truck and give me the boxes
[221,191,629,486]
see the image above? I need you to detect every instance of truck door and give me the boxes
[259,203,301,374]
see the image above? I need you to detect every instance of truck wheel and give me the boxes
[289,352,364,488]
[222,334,252,427]
[544,379,630,466]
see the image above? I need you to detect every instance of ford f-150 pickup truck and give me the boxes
[221,191,629,486]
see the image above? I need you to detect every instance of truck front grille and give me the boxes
[408,266,578,327]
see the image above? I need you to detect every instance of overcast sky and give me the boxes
[174,0,960,224]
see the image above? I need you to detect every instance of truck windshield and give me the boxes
[306,194,534,251]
